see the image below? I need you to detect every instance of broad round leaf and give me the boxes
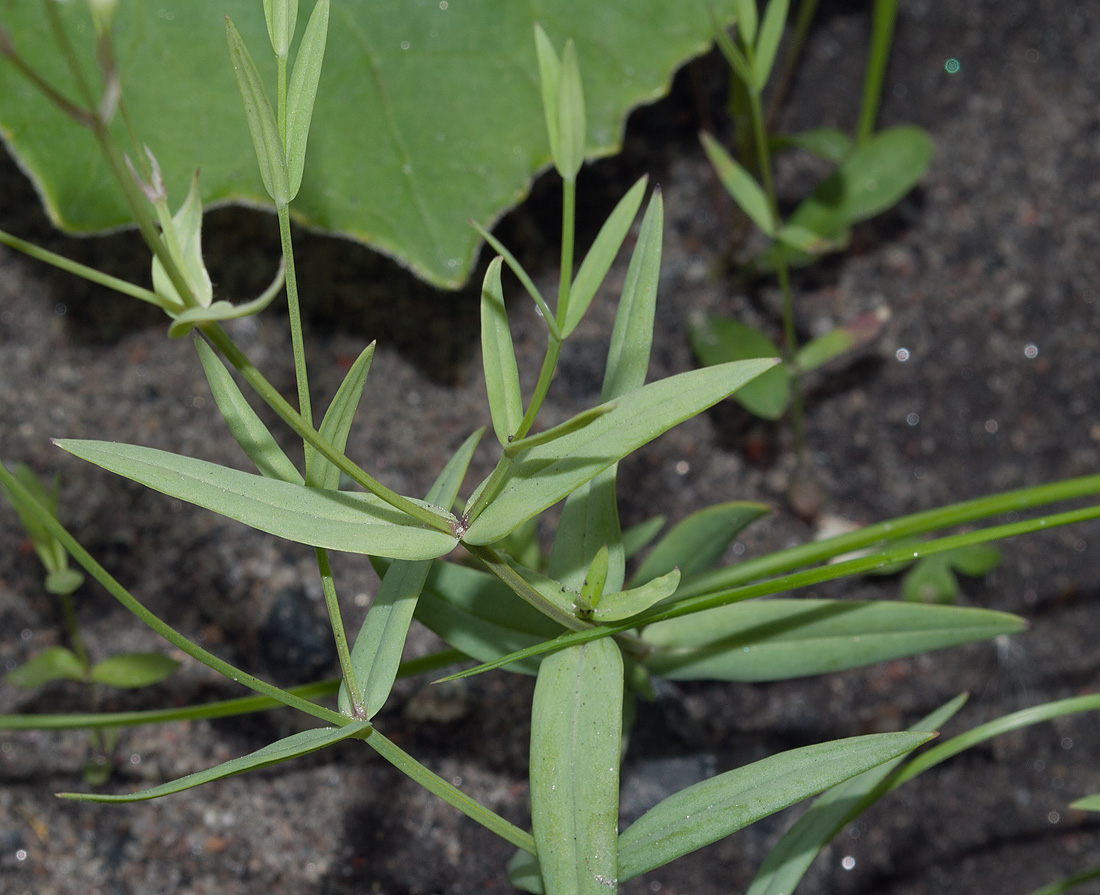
[0,1,740,288]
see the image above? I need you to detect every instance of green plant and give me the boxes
[692,0,931,497]
[0,0,746,288]
[0,463,178,782]
[2,3,1100,893]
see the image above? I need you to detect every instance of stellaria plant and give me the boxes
[1,3,1100,893]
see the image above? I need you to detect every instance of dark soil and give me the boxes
[3,1,1100,893]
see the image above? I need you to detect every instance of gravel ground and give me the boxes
[3,1,1100,893]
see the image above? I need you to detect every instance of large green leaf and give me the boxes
[54,440,458,560]
[642,599,1025,681]
[0,1,737,288]
[530,638,623,895]
[463,359,777,546]
[617,732,932,880]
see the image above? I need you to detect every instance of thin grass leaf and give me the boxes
[753,0,789,89]
[226,15,289,206]
[701,131,775,236]
[89,652,179,689]
[630,501,770,586]
[481,257,524,447]
[1023,863,1100,895]
[746,694,969,895]
[463,359,777,546]
[196,338,302,484]
[285,0,329,200]
[642,599,1024,681]
[1071,794,1100,812]
[564,176,648,337]
[530,639,623,894]
[617,732,932,880]
[59,720,370,802]
[305,343,375,489]
[55,440,458,560]
[339,430,482,718]
[603,189,663,401]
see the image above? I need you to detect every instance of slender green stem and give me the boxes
[0,652,468,732]
[556,178,576,330]
[764,0,820,129]
[747,82,808,468]
[276,204,313,442]
[315,546,365,718]
[856,0,899,145]
[437,500,1100,681]
[468,544,587,631]
[200,324,455,534]
[365,729,536,854]
[43,0,97,111]
[0,229,165,307]
[58,590,90,670]
[0,681,341,731]
[0,463,344,727]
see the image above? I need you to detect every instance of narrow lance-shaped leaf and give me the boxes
[54,440,458,561]
[555,39,586,183]
[59,721,371,802]
[701,131,776,236]
[463,359,777,546]
[630,501,770,586]
[753,0,789,89]
[285,0,329,200]
[563,175,648,338]
[617,732,932,880]
[503,403,615,458]
[575,543,610,614]
[90,652,180,689]
[5,647,85,689]
[641,599,1025,681]
[746,694,968,895]
[530,639,623,894]
[195,338,302,484]
[481,256,524,447]
[533,24,563,176]
[734,0,759,46]
[591,568,680,623]
[339,430,483,718]
[305,342,375,489]
[262,0,299,59]
[226,16,289,206]
[603,189,663,402]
